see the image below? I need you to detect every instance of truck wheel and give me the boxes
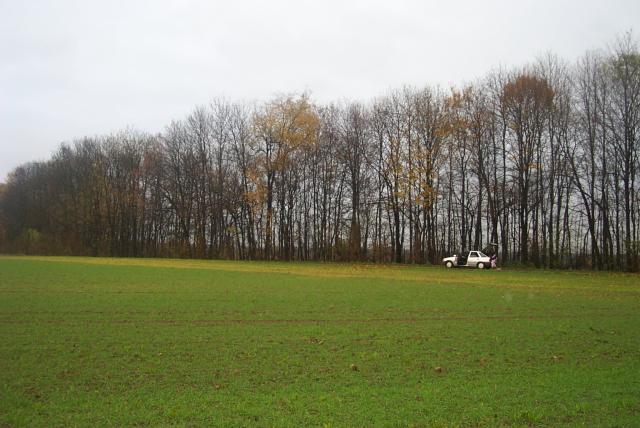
[445,261,453,268]
[477,262,485,269]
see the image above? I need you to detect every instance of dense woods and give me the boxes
[1,36,639,270]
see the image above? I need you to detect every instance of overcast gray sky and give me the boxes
[1,0,638,181]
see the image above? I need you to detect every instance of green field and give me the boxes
[0,256,639,427]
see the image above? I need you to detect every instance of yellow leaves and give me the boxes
[253,94,320,177]
[255,93,319,153]
[440,87,475,143]
[416,181,438,206]
[245,185,267,216]
[444,87,464,110]
[502,74,555,112]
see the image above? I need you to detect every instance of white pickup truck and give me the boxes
[442,251,492,269]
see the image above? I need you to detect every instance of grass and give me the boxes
[0,255,639,427]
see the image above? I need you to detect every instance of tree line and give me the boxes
[1,35,639,270]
